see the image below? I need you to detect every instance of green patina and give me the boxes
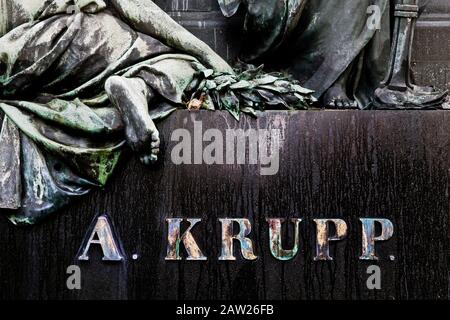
[0,0,315,225]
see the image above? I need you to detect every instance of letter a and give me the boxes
[78,214,124,261]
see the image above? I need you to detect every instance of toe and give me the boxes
[151,130,160,144]
[140,155,150,166]
[343,100,351,108]
[152,148,160,155]
[140,154,158,166]
[151,139,160,149]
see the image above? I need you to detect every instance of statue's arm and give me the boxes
[109,0,234,74]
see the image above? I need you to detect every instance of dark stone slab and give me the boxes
[154,0,220,11]
[0,110,448,300]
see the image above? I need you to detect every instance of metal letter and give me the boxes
[314,219,348,261]
[165,218,207,261]
[78,214,124,261]
[219,219,257,261]
[267,218,302,261]
[360,218,394,260]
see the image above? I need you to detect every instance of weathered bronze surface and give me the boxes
[165,218,207,261]
[0,0,313,224]
[267,218,302,261]
[0,116,21,209]
[313,219,348,261]
[374,0,447,108]
[162,217,391,261]
[221,0,447,109]
[1,0,449,225]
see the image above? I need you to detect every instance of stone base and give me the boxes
[0,110,448,300]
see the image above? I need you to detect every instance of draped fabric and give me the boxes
[288,0,392,107]
[0,1,202,224]
[1,0,316,225]
[220,0,393,107]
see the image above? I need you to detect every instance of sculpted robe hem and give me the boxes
[0,2,207,225]
[233,0,393,108]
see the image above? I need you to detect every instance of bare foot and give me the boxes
[105,76,160,165]
[323,84,358,109]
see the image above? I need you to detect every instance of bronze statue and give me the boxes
[0,0,313,224]
[219,0,446,109]
[0,0,447,225]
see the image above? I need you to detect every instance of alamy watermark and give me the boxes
[66,265,81,290]
[366,265,382,290]
[170,120,281,176]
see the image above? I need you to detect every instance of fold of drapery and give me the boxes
[0,7,203,225]
[233,0,392,108]
[0,116,21,211]
[0,1,317,225]
[287,0,391,107]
